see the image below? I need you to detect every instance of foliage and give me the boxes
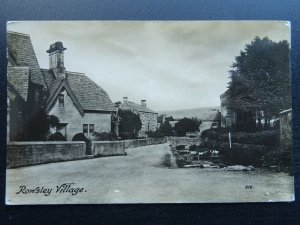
[72,133,90,142]
[161,153,172,167]
[92,132,117,141]
[201,128,279,146]
[158,120,173,136]
[48,132,66,141]
[49,115,60,128]
[174,117,201,136]
[176,145,186,150]
[25,109,61,141]
[227,37,291,127]
[118,109,142,139]
[146,131,165,138]
[175,153,192,168]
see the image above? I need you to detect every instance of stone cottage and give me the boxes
[7,31,117,141]
[199,111,221,134]
[119,97,158,136]
[41,42,117,140]
[7,31,47,141]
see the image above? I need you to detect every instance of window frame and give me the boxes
[58,94,64,107]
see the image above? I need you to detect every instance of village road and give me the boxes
[6,143,294,204]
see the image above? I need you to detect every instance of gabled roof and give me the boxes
[7,66,29,101]
[120,101,156,113]
[7,31,45,87]
[41,69,117,113]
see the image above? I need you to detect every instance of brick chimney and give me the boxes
[123,97,128,104]
[47,42,67,80]
[141,100,146,107]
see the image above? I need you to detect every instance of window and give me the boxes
[83,124,88,134]
[83,124,94,137]
[89,124,94,134]
[59,94,64,107]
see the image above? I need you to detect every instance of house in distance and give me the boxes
[118,97,158,137]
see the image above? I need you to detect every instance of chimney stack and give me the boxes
[141,100,146,107]
[123,97,128,104]
[47,42,67,80]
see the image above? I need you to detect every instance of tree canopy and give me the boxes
[158,120,173,136]
[26,109,60,141]
[118,109,142,139]
[174,117,201,136]
[227,37,291,121]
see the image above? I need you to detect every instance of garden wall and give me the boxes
[170,137,201,147]
[93,141,126,157]
[7,141,86,168]
[123,137,167,149]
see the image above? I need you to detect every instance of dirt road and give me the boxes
[6,143,294,204]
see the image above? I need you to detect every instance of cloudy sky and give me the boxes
[8,21,290,111]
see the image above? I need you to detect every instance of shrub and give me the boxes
[189,144,198,151]
[175,153,192,168]
[161,153,172,167]
[72,133,90,142]
[146,131,165,138]
[176,145,186,150]
[201,128,227,139]
[48,132,66,141]
[92,132,117,141]
[201,128,279,146]
[220,143,269,166]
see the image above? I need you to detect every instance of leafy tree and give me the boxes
[26,109,50,141]
[174,117,201,136]
[118,109,142,139]
[158,120,173,136]
[49,115,60,128]
[26,109,60,141]
[227,37,291,129]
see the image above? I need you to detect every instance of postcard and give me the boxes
[6,21,294,204]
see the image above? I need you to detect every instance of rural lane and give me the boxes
[6,143,294,204]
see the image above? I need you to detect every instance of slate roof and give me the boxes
[120,101,156,113]
[203,112,221,121]
[7,66,29,101]
[41,69,116,112]
[7,31,45,87]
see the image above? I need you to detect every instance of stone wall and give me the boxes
[123,139,147,148]
[93,141,126,157]
[146,137,167,145]
[123,137,167,149]
[7,141,86,168]
[170,137,201,147]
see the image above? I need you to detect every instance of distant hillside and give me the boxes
[158,106,220,120]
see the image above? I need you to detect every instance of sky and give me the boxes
[7,21,290,111]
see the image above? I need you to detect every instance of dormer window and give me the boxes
[59,94,64,107]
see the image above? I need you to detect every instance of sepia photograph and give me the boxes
[6,21,294,204]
